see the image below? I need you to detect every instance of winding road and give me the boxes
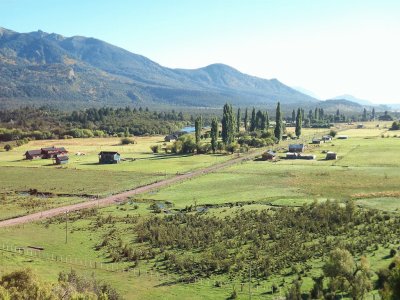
[0,151,261,228]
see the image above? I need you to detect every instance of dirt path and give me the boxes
[0,151,261,228]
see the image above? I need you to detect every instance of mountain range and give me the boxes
[0,27,365,112]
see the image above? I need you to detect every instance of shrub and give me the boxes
[121,137,136,145]
[150,145,161,153]
[329,129,337,137]
[3,144,12,151]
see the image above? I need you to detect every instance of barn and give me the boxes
[288,144,305,153]
[41,147,68,158]
[99,151,121,164]
[322,135,333,142]
[24,150,43,160]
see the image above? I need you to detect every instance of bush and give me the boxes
[3,144,12,151]
[121,137,136,145]
[329,129,337,137]
[150,145,161,153]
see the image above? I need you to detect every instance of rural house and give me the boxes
[54,155,69,165]
[41,146,68,158]
[99,151,121,164]
[24,149,43,160]
[164,134,178,142]
[288,144,305,153]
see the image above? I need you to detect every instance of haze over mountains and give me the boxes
[0,27,368,111]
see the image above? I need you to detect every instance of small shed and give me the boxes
[286,152,298,159]
[325,152,337,160]
[55,155,69,165]
[288,144,305,153]
[24,150,43,160]
[322,135,333,142]
[298,154,316,160]
[164,134,177,142]
[99,151,121,164]
[312,138,323,144]
[261,150,277,161]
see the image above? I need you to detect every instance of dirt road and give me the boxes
[0,151,260,228]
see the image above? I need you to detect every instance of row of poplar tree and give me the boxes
[194,102,303,151]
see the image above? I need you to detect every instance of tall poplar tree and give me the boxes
[222,103,235,145]
[195,116,202,144]
[295,108,302,138]
[210,118,218,153]
[236,108,241,133]
[274,102,283,141]
[250,107,256,132]
[244,108,249,131]
[265,111,269,129]
[292,109,296,123]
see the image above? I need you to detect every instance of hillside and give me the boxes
[0,27,318,109]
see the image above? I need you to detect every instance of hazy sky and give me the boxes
[1,0,400,104]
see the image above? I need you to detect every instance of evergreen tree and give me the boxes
[362,108,367,121]
[295,108,302,138]
[255,110,264,130]
[195,116,202,144]
[221,103,235,145]
[292,109,296,123]
[265,111,270,129]
[314,107,319,121]
[244,108,249,131]
[210,118,218,153]
[274,102,283,141]
[250,107,256,132]
[236,108,241,133]
[372,108,376,120]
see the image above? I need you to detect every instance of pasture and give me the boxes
[1,123,399,299]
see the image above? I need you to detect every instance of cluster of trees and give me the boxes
[0,106,189,142]
[0,268,121,299]
[390,121,399,130]
[134,200,400,284]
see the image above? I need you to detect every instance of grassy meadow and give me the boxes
[1,122,400,299]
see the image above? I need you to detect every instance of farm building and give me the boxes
[41,147,68,159]
[298,154,316,160]
[325,152,337,160]
[99,151,121,164]
[286,152,298,159]
[24,150,43,160]
[54,155,69,165]
[164,134,178,142]
[312,138,323,144]
[337,135,349,140]
[261,150,277,160]
[322,135,333,142]
[288,144,305,153]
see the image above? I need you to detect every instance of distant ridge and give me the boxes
[0,27,319,109]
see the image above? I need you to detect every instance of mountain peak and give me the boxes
[0,27,318,109]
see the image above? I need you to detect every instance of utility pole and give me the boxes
[65,210,68,244]
[249,264,252,300]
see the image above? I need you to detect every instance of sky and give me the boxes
[1,0,400,104]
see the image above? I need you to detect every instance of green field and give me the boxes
[1,123,400,299]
